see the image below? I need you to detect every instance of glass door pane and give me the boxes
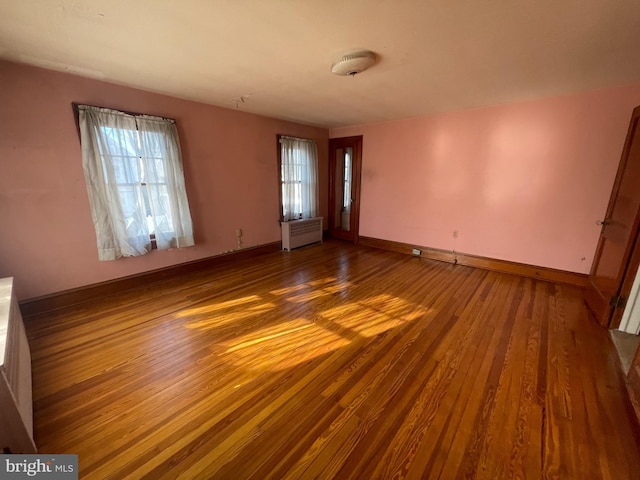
[333,147,353,231]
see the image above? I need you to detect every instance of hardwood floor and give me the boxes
[24,241,640,479]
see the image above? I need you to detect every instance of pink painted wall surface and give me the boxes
[331,85,640,274]
[0,60,328,300]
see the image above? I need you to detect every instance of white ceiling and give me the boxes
[1,0,640,128]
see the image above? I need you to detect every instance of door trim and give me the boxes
[585,106,640,328]
[329,135,363,244]
[611,229,640,329]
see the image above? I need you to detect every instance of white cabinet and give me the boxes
[0,277,36,453]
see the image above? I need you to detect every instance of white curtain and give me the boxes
[280,136,318,221]
[79,105,194,261]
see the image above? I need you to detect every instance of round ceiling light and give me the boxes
[331,51,376,76]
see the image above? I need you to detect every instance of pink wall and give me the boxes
[0,60,328,300]
[331,85,640,274]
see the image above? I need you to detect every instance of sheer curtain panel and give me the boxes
[79,105,194,261]
[280,136,318,221]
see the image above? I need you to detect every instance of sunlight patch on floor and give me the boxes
[222,318,351,370]
[177,295,262,317]
[307,277,339,286]
[269,284,309,296]
[184,302,276,330]
[181,277,429,370]
[321,294,430,337]
[226,323,314,352]
[285,283,351,303]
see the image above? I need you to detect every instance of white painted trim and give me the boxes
[619,267,640,334]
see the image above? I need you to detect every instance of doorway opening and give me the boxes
[329,136,362,243]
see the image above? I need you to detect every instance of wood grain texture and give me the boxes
[23,241,639,479]
[359,236,589,287]
[19,242,281,317]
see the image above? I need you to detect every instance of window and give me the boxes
[78,105,194,261]
[343,148,352,211]
[278,136,318,221]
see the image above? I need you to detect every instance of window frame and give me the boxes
[75,103,193,259]
[97,124,174,250]
[276,134,286,222]
[276,134,317,223]
[74,104,177,250]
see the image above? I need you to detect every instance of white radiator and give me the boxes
[281,217,323,251]
[0,277,36,453]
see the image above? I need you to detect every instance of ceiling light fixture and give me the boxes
[331,51,376,77]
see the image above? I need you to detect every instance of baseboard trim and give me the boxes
[625,365,640,439]
[359,236,589,287]
[20,242,282,318]
[22,238,588,317]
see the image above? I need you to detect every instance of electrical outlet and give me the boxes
[412,248,421,256]
[453,230,458,239]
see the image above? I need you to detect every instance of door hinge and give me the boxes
[610,295,627,309]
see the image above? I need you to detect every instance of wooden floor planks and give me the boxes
[24,241,640,479]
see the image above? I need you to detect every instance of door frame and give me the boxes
[611,228,640,329]
[584,106,640,328]
[329,135,363,243]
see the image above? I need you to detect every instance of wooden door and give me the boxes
[329,136,362,243]
[585,106,640,328]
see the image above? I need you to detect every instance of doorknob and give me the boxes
[596,219,610,226]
